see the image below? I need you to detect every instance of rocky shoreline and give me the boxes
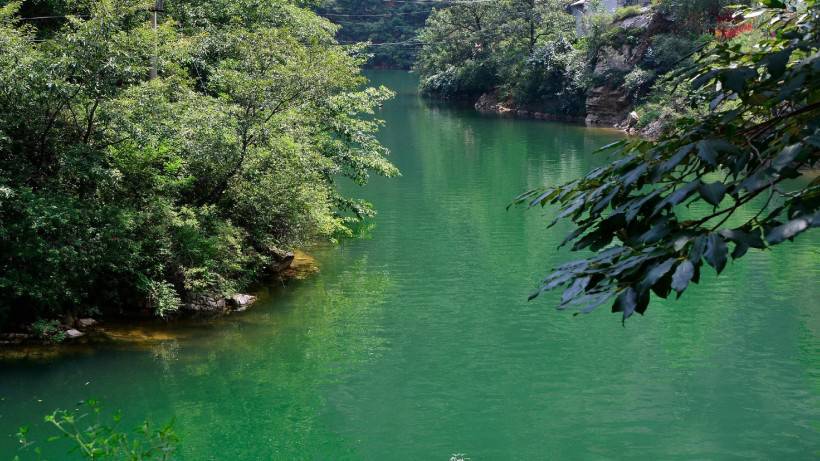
[474,92,586,124]
[473,90,663,139]
[0,249,317,349]
[471,8,672,140]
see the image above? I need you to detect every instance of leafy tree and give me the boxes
[0,0,396,327]
[515,3,819,321]
[415,0,575,100]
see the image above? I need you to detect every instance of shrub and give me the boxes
[613,6,644,22]
[514,37,589,115]
[15,400,178,460]
[623,67,657,101]
[30,319,66,343]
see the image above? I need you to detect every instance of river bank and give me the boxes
[473,88,663,139]
[0,250,319,354]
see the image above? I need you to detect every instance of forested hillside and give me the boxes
[317,0,431,69]
[0,0,396,332]
[414,0,758,133]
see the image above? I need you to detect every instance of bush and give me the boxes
[15,400,178,460]
[30,319,66,343]
[642,33,708,73]
[613,6,644,22]
[623,67,656,101]
[513,36,589,115]
[420,61,497,98]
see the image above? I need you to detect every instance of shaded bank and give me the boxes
[0,250,318,352]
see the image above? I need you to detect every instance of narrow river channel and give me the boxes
[1,71,818,460]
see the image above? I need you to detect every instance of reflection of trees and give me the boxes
[150,255,392,459]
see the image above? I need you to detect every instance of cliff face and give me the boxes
[586,81,631,127]
[585,9,671,128]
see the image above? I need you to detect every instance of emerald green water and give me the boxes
[2,71,819,459]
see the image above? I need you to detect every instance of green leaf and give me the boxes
[657,144,694,176]
[699,181,727,207]
[771,143,804,172]
[763,49,792,79]
[612,287,638,320]
[670,260,694,297]
[561,276,591,307]
[639,258,675,293]
[691,69,718,90]
[765,215,813,244]
[704,234,728,274]
[719,67,757,94]
[696,139,738,166]
[654,180,701,215]
[596,140,627,152]
[760,0,785,8]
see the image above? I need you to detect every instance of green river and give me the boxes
[1,71,818,460]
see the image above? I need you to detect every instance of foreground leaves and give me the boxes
[516,3,819,322]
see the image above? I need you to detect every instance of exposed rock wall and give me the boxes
[474,91,586,124]
[585,9,672,128]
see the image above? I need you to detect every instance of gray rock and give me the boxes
[77,318,97,328]
[65,329,84,338]
[271,252,295,273]
[230,294,257,308]
[586,85,631,127]
[625,111,639,128]
[181,294,231,314]
[616,10,653,31]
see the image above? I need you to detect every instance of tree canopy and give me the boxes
[415,0,577,101]
[0,0,396,326]
[516,2,819,321]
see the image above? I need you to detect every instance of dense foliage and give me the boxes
[414,0,759,121]
[516,2,819,321]
[415,0,578,106]
[0,0,397,328]
[317,0,430,69]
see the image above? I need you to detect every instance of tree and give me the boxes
[415,0,575,99]
[515,2,819,322]
[0,0,396,326]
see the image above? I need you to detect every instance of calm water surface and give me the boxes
[1,71,818,460]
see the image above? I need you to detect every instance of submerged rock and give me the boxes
[475,92,512,114]
[280,250,319,280]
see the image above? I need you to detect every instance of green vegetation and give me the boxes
[317,0,431,69]
[15,400,178,460]
[516,3,819,321]
[416,0,577,106]
[414,0,754,122]
[613,5,644,22]
[0,0,396,329]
